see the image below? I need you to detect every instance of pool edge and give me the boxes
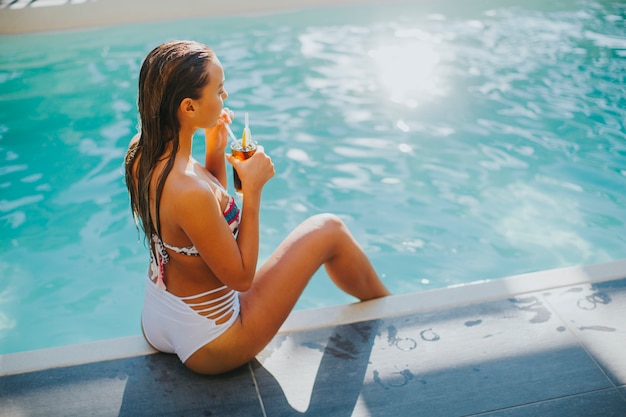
[1,258,625,376]
[280,257,626,333]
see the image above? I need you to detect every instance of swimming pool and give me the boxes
[1,0,624,355]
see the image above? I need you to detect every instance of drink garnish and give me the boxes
[242,112,251,148]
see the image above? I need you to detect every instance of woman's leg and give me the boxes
[187,213,389,374]
[245,212,389,321]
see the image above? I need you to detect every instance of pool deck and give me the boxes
[0,0,391,34]
[2,259,626,416]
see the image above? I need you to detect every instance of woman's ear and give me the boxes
[179,98,195,117]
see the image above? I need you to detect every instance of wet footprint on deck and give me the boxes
[386,325,418,351]
[509,296,551,324]
[577,292,611,310]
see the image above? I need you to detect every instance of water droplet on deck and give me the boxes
[420,328,440,342]
[578,325,616,332]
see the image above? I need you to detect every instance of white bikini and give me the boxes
[141,196,241,363]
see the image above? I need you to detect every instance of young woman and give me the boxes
[125,40,389,375]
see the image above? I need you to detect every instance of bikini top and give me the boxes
[149,195,241,289]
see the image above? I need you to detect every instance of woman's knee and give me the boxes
[308,213,347,235]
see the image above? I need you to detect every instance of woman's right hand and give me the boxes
[226,145,275,194]
[206,108,234,153]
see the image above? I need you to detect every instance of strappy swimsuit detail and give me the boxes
[181,285,239,322]
[142,194,242,363]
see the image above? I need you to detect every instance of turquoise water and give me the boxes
[0,0,624,355]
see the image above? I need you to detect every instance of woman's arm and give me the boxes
[176,185,259,291]
[177,148,274,291]
[204,110,232,187]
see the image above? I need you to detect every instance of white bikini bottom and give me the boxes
[141,274,240,363]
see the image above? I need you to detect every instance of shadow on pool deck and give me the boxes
[1,262,626,416]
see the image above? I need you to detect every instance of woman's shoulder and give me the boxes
[166,166,221,205]
[163,173,224,227]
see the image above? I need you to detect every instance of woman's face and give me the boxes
[194,58,228,128]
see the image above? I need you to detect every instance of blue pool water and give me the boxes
[0,0,625,354]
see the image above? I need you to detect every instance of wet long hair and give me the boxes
[124,40,215,259]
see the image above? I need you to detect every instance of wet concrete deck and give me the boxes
[2,262,625,416]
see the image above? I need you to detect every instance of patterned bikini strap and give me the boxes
[150,234,169,289]
[161,240,200,256]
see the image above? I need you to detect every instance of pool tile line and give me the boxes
[619,385,626,403]
[248,361,269,417]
